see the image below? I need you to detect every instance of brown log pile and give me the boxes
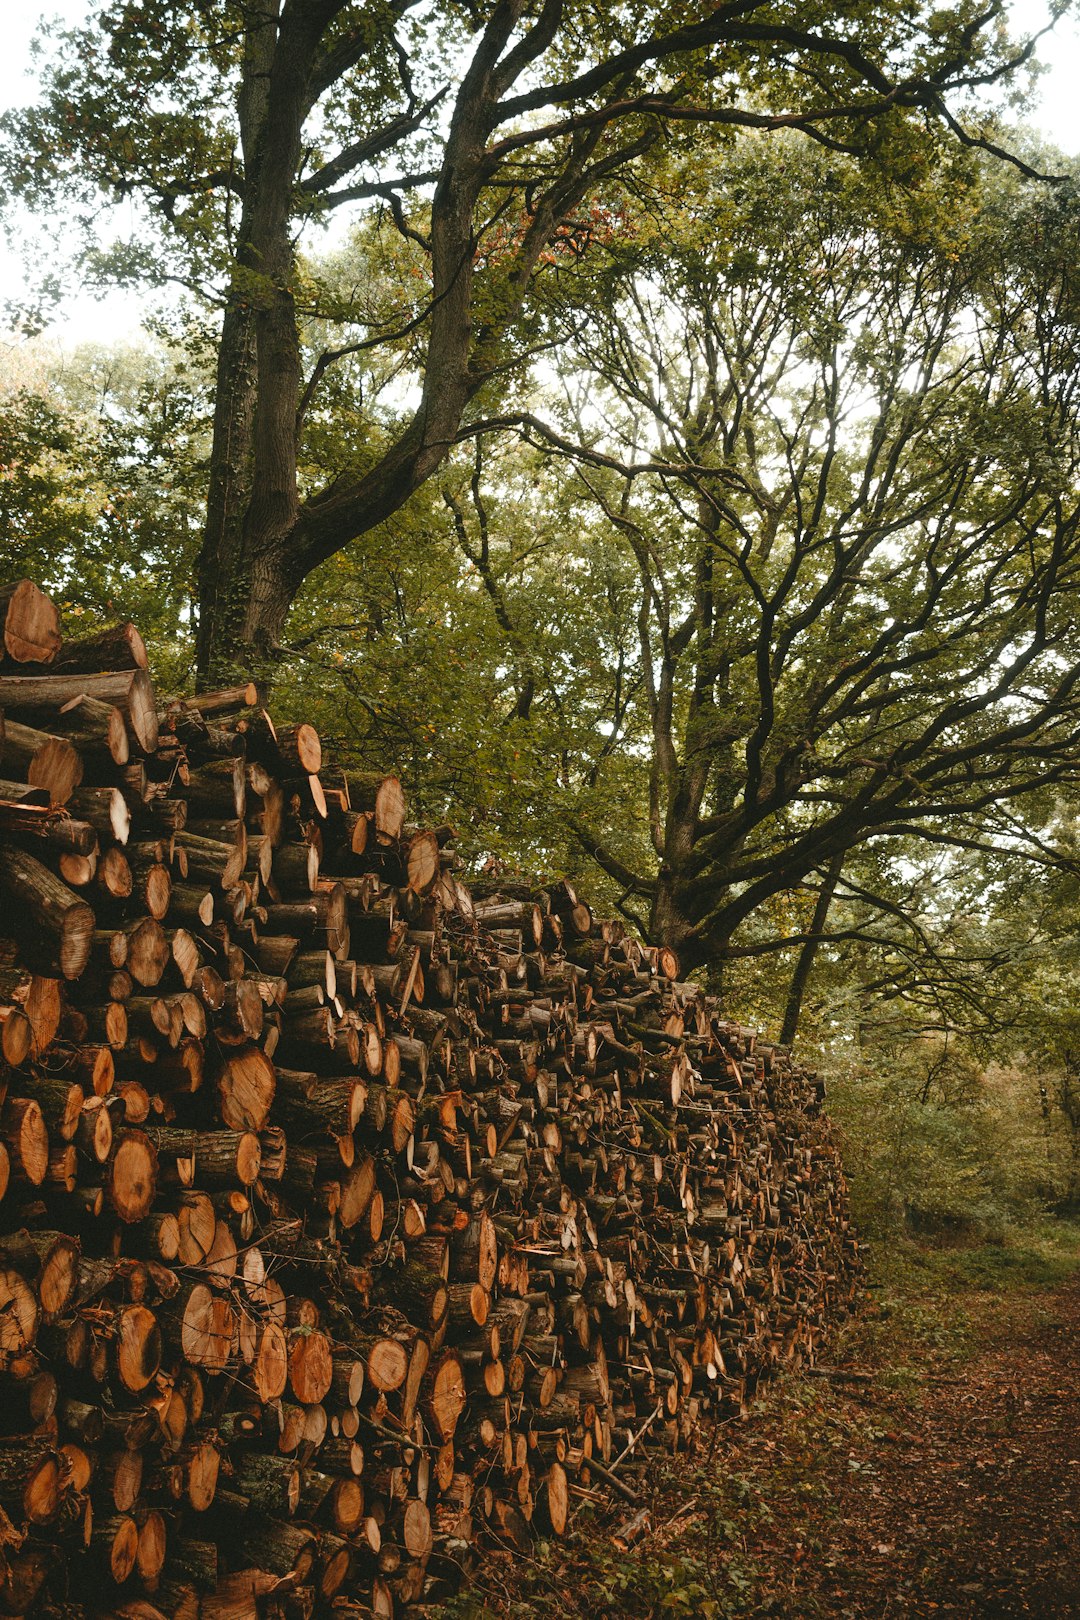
[0,577,859,1618]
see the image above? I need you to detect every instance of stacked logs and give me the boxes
[0,578,859,1618]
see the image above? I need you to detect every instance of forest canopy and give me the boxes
[0,0,1059,674]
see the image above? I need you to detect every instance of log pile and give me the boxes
[0,578,859,1618]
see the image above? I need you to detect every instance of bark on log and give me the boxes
[2,719,83,805]
[52,622,148,674]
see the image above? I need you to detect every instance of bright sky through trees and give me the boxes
[0,0,1078,349]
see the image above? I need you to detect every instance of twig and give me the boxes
[610,1400,663,1470]
[663,1494,700,1527]
[575,1454,641,1506]
[356,1412,438,1451]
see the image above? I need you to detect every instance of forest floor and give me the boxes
[440,1221,1080,1620]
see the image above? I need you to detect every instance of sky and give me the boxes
[0,0,1079,349]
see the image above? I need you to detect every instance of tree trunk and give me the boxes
[191,7,512,685]
[195,300,259,680]
[649,865,707,972]
[194,0,299,686]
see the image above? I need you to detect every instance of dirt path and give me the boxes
[719,1278,1080,1618]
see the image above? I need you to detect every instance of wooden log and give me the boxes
[92,1513,139,1582]
[351,1333,408,1394]
[145,795,187,832]
[289,1327,333,1403]
[114,1303,163,1392]
[3,1095,49,1186]
[171,680,260,717]
[425,1351,467,1442]
[167,881,216,928]
[96,844,133,899]
[127,854,171,918]
[0,1229,79,1318]
[58,846,97,887]
[272,841,319,895]
[0,965,59,1056]
[0,580,61,663]
[136,1507,168,1582]
[216,1045,276,1132]
[107,1129,159,1222]
[119,917,171,986]
[48,693,130,765]
[145,1126,261,1187]
[405,830,440,894]
[75,1094,112,1162]
[174,1283,237,1372]
[68,786,131,845]
[350,773,406,841]
[0,1269,39,1366]
[168,927,201,986]
[0,798,96,855]
[451,1212,499,1291]
[70,1042,116,1094]
[34,1075,84,1140]
[174,831,245,888]
[1,718,83,805]
[183,758,246,819]
[0,1368,57,1436]
[0,1438,60,1524]
[236,1519,315,1580]
[0,1001,31,1066]
[52,620,148,673]
[0,670,158,752]
[0,848,94,978]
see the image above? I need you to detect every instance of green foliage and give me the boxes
[274,439,646,880]
[1,0,1058,680]
[826,1042,1053,1239]
[0,337,208,687]
[317,131,1080,983]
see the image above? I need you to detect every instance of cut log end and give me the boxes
[0,579,61,664]
[117,1303,163,1392]
[108,1130,159,1223]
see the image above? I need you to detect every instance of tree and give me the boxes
[255,423,643,877]
[443,138,1080,973]
[0,0,1052,679]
